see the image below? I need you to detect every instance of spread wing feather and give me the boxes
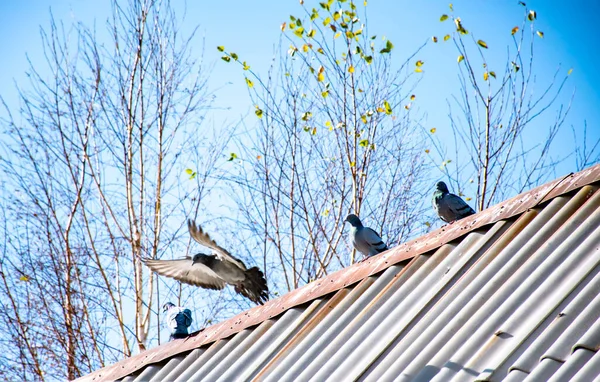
[143,258,226,290]
[187,220,246,270]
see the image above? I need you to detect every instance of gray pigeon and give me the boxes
[143,220,268,305]
[432,181,475,223]
[344,214,388,258]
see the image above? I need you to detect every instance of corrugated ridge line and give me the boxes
[76,164,600,382]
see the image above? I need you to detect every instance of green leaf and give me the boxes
[245,77,254,88]
[489,71,496,79]
[568,68,573,75]
[217,46,225,52]
[255,106,263,119]
[380,39,394,54]
[359,139,370,147]
[457,55,464,63]
[449,3,453,11]
[383,100,392,115]
[477,40,488,49]
[228,153,238,161]
[221,55,231,62]
[243,61,250,70]
[443,34,451,41]
[415,60,424,67]
[301,111,312,121]
[230,52,238,60]
[440,14,449,22]
[308,29,316,38]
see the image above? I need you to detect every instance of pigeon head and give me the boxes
[435,181,449,193]
[344,214,363,228]
[162,302,175,313]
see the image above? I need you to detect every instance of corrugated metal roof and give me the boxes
[77,164,600,382]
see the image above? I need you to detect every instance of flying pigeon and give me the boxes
[344,214,388,258]
[143,220,268,305]
[432,181,475,223]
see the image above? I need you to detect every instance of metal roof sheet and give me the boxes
[77,164,600,382]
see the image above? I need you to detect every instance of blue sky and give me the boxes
[2,0,597,178]
[1,0,598,352]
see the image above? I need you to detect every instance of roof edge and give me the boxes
[77,164,600,382]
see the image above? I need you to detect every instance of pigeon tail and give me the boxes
[236,266,269,305]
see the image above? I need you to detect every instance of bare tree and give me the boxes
[0,0,222,379]
[427,4,578,210]
[219,0,431,292]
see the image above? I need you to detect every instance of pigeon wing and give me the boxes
[187,220,246,270]
[446,194,475,218]
[361,227,388,255]
[143,258,226,290]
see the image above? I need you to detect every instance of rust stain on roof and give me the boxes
[76,164,600,382]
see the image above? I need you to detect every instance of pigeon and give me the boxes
[432,181,475,223]
[344,214,388,258]
[163,302,193,341]
[143,220,268,305]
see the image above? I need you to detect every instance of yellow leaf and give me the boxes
[477,40,488,49]
[443,34,451,41]
[483,71,489,81]
[317,47,324,54]
[430,128,436,133]
[449,3,453,11]
[466,197,472,201]
[440,14,449,22]
[383,100,392,115]
[255,105,263,119]
[568,68,573,75]
[19,275,30,282]
[416,60,424,67]
[376,107,384,113]
[432,36,438,43]
[511,26,519,35]
[348,65,355,73]
[217,46,225,52]
[536,30,544,38]
[318,73,324,82]
[404,104,411,110]
[245,77,254,88]
[302,44,310,52]
[415,68,423,73]
[281,22,287,31]
[257,155,262,160]
[308,29,316,38]
[425,149,430,154]
[457,55,464,63]
[410,94,416,101]
[322,90,329,98]
[311,127,317,135]
[334,32,341,39]
[242,61,250,70]
[528,10,536,21]
[425,221,431,227]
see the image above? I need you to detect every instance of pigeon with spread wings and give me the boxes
[143,220,268,305]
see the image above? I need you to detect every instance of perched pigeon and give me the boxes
[432,181,475,223]
[344,214,388,258]
[163,302,193,341]
[143,220,269,305]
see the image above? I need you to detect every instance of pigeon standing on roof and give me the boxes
[163,302,193,341]
[143,220,269,305]
[344,214,388,258]
[432,181,476,223]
